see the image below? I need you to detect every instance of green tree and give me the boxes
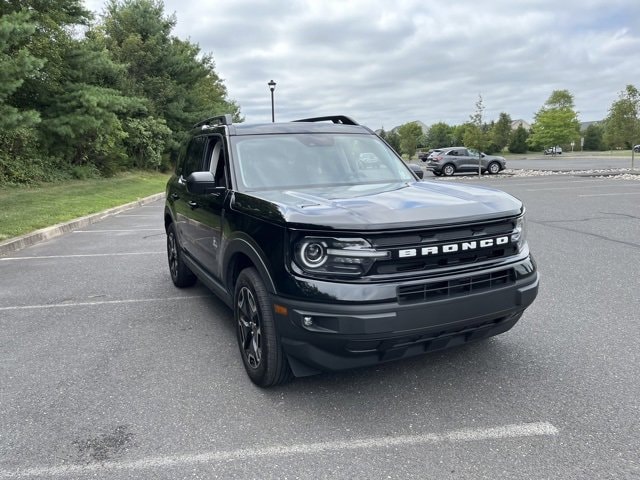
[40,27,154,173]
[491,112,512,152]
[101,0,241,156]
[1,0,93,113]
[385,130,401,155]
[451,123,472,146]
[508,125,529,153]
[527,89,580,153]
[426,122,452,148]
[603,85,640,150]
[463,95,489,173]
[0,10,43,130]
[583,123,605,151]
[397,122,423,158]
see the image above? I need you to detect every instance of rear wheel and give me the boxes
[488,161,501,174]
[442,164,456,176]
[167,223,197,288]
[234,268,292,387]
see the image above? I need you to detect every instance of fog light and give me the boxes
[303,316,313,327]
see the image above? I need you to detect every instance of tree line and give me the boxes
[382,86,640,158]
[0,0,240,184]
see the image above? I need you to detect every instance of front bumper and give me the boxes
[272,257,538,375]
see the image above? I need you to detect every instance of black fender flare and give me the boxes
[223,233,277,294]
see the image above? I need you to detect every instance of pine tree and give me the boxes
[509,125,529,153]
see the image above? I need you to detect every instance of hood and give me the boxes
[231,181,522,231]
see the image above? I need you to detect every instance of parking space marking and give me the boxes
[115,214,159,217]
[72,229,164,233]
[579,192,640,197]
[526,183,640,192]
[0,296,209,311]
[0,422,558,478]
[471,179,617,188]
[0,252,164,261]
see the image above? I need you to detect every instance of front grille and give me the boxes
[368,218,518,275]
[397,268,514,304]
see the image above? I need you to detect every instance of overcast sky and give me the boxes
[84,0,640,130]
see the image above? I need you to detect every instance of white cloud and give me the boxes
[84,0,640,129]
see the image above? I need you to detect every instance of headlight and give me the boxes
[294,237,389,277]
[299,240,328,268]
[512,215,527,251]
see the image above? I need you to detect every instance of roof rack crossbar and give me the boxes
[193,114,233,129]
[292,115,359,126]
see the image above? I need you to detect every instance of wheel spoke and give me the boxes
[168,234,178,277]
[252,326,261,364]
[237,286,262,369]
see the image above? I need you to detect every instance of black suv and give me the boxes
[165,114,538,387]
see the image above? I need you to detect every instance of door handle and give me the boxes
[171,193,180,200]
[188,201,199,209]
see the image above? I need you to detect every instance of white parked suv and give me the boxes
[544,146,562,155]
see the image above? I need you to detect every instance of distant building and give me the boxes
[511,119,531,131]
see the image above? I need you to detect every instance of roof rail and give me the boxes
[193,114,233,129]
[292,115,359,126]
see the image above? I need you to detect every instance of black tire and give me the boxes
[167,223,197,288]
[488,161,501,174]
[234,268,292,387]
[442,164,456,176]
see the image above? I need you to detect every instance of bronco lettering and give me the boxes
[399,235,512,258]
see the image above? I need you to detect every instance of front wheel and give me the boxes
[234,268,292,387]
[442,164,456,176]
[488,161,501,174]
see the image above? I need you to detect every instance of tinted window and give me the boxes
[231,133,414,191]
[175,143,188,175]
[182,136,207,177]
[205,135,228,188]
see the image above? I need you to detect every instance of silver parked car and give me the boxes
[426,147,507,176]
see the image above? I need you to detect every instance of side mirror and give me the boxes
[481,153,486,158]
[407,163,424,179]
[186,171,218,194]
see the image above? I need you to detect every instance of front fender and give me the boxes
[224,233,278,294]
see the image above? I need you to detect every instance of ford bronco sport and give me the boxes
[164,114,538,387]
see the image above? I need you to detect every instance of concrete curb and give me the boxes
[0,192,165,257]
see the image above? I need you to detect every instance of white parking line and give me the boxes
[0,422,558,478]
[0,252,164,261]
[0,296,209,311]
[579,192,640,197]
[483,179,617,188]
[73,229,164,233]
[526,183,640,192]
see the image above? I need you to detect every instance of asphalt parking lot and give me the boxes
[1,174,639,479]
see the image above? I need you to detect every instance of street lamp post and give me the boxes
[268,80,276,122]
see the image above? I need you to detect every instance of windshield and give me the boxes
[230,133,415,191]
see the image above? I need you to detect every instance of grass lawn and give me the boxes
[0,171,169,241]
